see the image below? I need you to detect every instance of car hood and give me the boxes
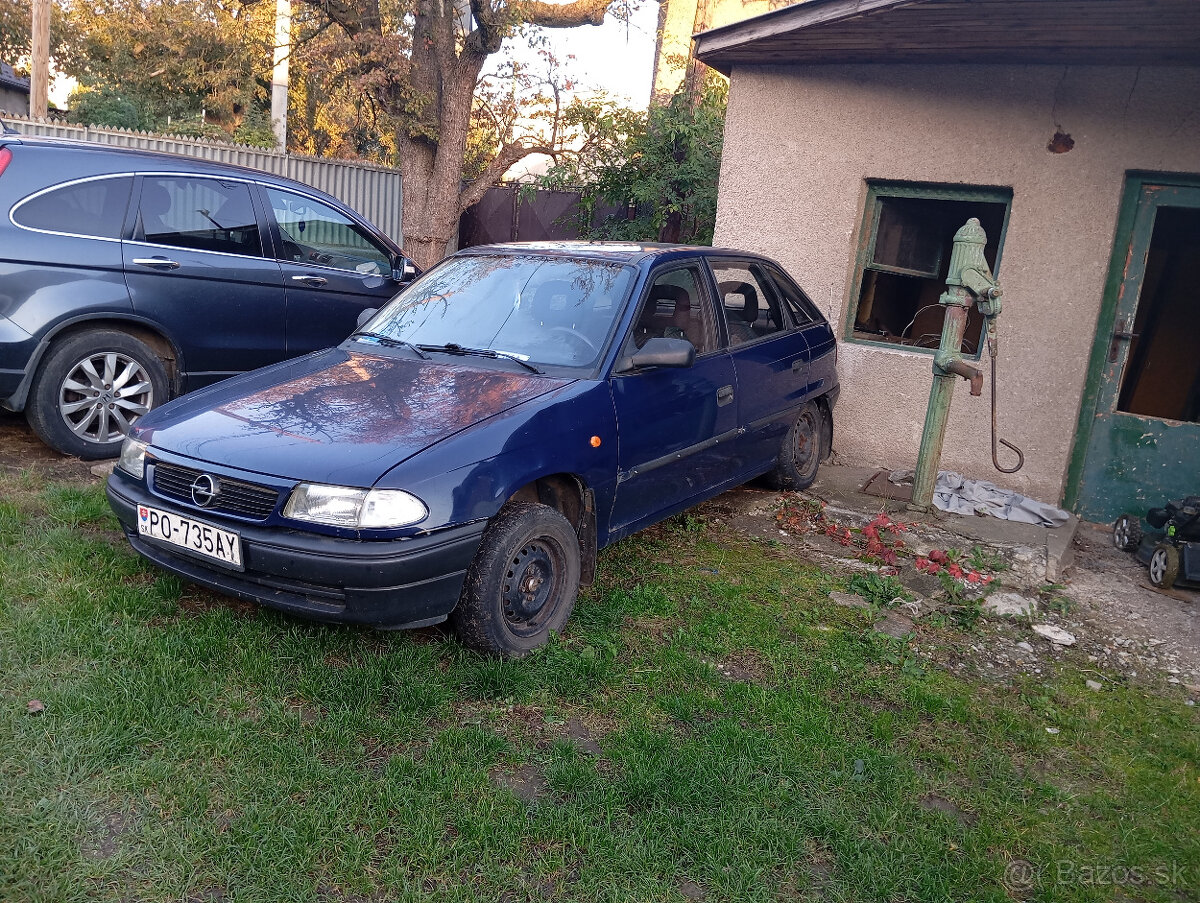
[139,348,572,485]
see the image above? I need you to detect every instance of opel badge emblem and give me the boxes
[190,474,220,508]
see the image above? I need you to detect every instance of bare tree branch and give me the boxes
[507,0,612,28]
[459,141,554,210]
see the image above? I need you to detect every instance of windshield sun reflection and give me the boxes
[361,255,636,370]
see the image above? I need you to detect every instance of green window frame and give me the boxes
[846,181,1013,360]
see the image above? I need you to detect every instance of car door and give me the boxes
[123,174,286,388]
[260,185,403,354]
[709,258,813,474]
[608,263,738,536]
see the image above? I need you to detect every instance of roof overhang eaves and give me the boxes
[694,0,1200,74]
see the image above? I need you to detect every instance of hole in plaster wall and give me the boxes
[1047,131,1075,154]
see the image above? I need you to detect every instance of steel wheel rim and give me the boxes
[1113,517,1130,549]
[501,537,567,637]
[1149,549,1167,583]
[58,351,154,446]
[791,410,819,476]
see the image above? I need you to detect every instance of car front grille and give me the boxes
[152,462,281,521]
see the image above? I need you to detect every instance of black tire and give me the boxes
[26,329,169,460]
[452,501,581,657]
[1112,513,1143,552]
[766,401,825,491]
[1148,543,1180,590]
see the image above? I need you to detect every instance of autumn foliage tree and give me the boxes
[58,0,276,143]
[538,74,727,245]
[292,0,630,268]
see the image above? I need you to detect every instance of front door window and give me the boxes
[265,187,390,275]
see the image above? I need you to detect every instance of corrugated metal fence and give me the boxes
[2,114,403,243]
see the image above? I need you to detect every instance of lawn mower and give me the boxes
[1113,497,1200,591]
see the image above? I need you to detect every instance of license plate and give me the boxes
[136,504,242,568]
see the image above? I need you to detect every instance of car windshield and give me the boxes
[360,254,636,370]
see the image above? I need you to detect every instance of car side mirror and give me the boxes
[356,308,378,329]
[392,256,419,284]
[615,337,696,373]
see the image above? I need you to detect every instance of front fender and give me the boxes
[382,379,619,539]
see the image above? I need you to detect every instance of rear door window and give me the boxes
[710,260,790,344]
[13,176,134,239]
[136,176,264,257]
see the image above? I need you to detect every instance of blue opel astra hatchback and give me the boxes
[107,243,839,655]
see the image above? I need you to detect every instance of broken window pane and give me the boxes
[851,188,1010,355]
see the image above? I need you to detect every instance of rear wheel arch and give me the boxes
[47,318,181,387]
[25,325,174,458]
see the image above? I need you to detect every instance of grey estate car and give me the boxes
[0,131,415,458]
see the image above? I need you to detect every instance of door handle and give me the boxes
[791,359,804,373]
[132,257,180,270]
[716,385,734,406]
[292,275,328,287]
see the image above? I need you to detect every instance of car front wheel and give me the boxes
[26,329,168,459]
[452,501,581,657]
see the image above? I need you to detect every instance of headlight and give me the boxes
[117,436,149,479]
[283,483,427,529]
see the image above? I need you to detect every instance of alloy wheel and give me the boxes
[58,351,155,446]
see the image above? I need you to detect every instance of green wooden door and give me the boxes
[1070,177,1200,524]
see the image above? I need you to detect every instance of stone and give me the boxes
[873,609,915,638]
[829,591,871,610]
[1085,679,1103,691]
[1032,624,1076,646]
[984,592,1036,618]
[1016,641,1035,653]
[90,461,116,478]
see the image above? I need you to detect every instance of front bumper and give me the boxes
[107,478,485,629]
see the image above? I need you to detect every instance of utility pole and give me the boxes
[30,0,51,117]
[270,0,291,150]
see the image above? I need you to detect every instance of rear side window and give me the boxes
[765,265,823,327]
[137,176,264,257]
[710,260,789,343]
[13,176,134,239]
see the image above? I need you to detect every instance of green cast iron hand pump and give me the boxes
[910,218,1024,512]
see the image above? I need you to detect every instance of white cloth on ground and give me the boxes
[932,471,1071,527]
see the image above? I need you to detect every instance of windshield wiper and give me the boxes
[418,343,543,374]
[350,331,429,359]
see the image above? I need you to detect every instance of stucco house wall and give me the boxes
[713,63,1200,504]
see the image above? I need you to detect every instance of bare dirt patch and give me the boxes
[0,410,97,483]
[80,808,136,860]
[489,763,549,803]
[918,793,977,827]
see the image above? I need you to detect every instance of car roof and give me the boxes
[458,241,770,266]
[0,133,337,198]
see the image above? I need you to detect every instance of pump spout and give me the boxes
[941,357,984,396]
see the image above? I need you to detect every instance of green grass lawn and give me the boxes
[1,473,1197,902]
